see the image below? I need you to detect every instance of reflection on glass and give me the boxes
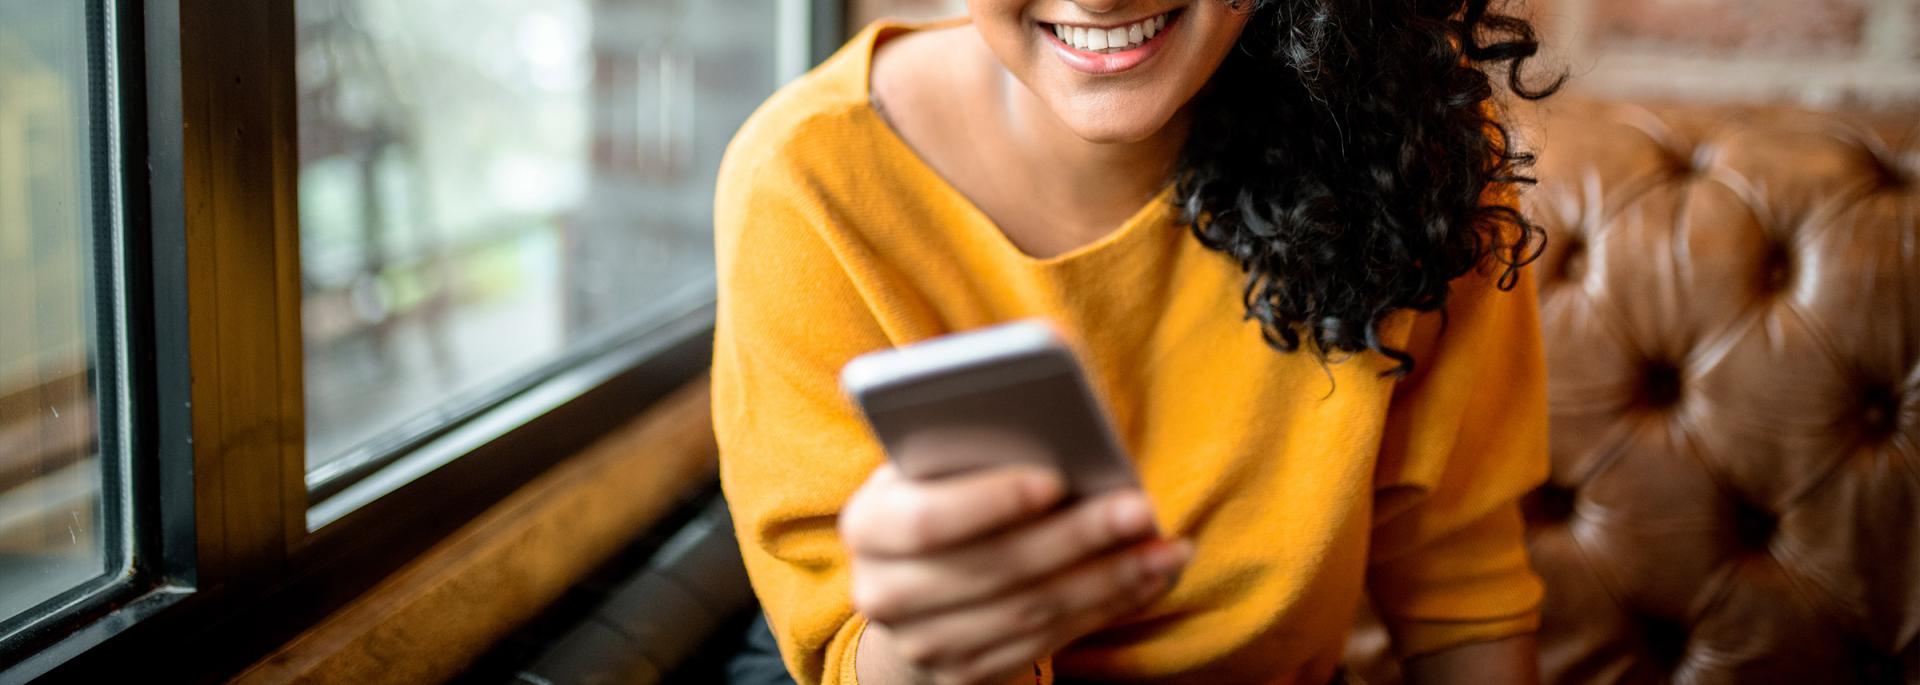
[0,2,113,623]
[297,0,792,476]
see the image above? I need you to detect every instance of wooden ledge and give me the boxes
[236,377,717,684]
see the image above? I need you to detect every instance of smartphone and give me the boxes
[839,319,1139,499]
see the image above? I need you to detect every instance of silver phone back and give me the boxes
[840,320,1138,498]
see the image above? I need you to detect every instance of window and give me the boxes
[0,0,130,632]
[1,0,839,680]
[296,0,811,500]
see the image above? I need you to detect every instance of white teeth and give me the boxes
[1055,12,1169,52]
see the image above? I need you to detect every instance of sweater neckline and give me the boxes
[850,19,1180,269]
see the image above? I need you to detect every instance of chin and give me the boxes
[1054,99,1180,144]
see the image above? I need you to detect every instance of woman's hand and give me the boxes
[839,450,1190,685]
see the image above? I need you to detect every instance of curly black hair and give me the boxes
[1175,0,1563,376]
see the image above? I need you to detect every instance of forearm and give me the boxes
[1402,633,1540,685]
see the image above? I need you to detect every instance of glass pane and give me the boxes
[0,1,117,623]
[297,0,794,477]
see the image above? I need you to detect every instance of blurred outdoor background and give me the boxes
[0,0,796,628]
[296,0,790,477]
[1,1,106,623]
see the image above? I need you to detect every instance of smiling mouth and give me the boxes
[1040,8,1182,54]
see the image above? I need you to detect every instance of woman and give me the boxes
[712,0,1561,682]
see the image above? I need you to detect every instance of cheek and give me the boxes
[968,1,1031,43]
[1203,11,1252,64]
[970,3,1043,68]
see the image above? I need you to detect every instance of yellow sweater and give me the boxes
[713,20,1548,685]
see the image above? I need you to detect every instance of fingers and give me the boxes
[881,538,1193,674]
[839,453,1190,685]
[852,489,1159,623]
[841,462,1066,557]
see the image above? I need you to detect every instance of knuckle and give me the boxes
[853,582,903,623]
[839,499,880,549]
[900,502,941,551]
[836,511,867,548]
[1079,500,1119,544]
[1004,475,1043,516]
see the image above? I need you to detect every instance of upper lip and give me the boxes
[1039,8,1175,31]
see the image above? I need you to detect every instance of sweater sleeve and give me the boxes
[1366,250,1551,659]
[711,119,893,685]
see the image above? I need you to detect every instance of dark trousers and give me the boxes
[727,612,800,685]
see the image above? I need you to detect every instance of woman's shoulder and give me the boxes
[721,19,960,184]
[720,18,982,187]
[720,35,877,185]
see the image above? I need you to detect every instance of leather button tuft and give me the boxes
[1731,498,1777,552]
[1527,483,1579,524]
[1668,142,1720,179]
[1861,385,1901,438]
[1560,240,1588,282]
[1762,246,1793,294]
[1871,149,1916,189]
[1689,144,1720,175]
[1642,362,1684,409]
[1883,165,1911,190]
[1639,617,1690,667]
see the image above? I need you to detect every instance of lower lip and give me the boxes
[1042,13,1180,75]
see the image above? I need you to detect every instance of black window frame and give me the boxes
[0,0,845,680]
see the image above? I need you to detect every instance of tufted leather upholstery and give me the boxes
[1348,100,1920,684]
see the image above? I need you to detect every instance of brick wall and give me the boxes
[846,0,1920,107]
[1544,0,1919,106]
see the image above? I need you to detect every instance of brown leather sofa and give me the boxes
[1350,100,1920,684]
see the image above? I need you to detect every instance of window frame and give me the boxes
[1,0,844,680]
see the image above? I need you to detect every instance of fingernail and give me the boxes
[1141,540,1192,576]
[1108,496,1152,537]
